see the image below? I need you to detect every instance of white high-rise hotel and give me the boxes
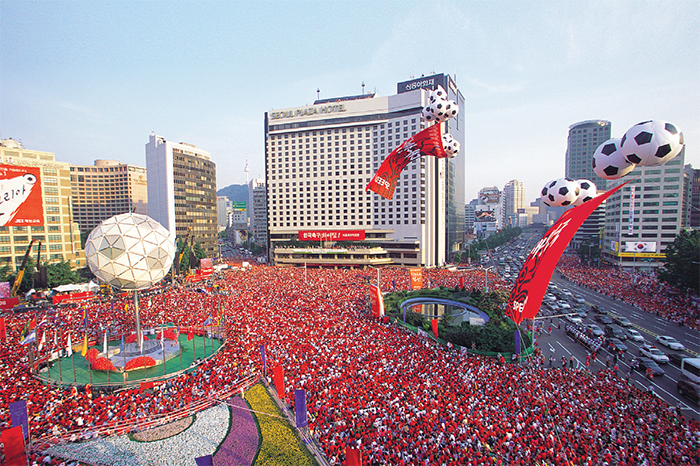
[265,74,465,267]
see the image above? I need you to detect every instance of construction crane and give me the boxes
[11,239,35,297]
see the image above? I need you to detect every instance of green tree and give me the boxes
[577,239,600,266]
[9,257,35,294]
[46,261,80,288]
[658,229,700,295]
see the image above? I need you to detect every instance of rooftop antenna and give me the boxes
[245,157,249,185]
[316,88,320,100]
[361,81,365,95]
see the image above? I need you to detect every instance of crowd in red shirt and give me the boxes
[0,264,698,465]
[557,256,699,330]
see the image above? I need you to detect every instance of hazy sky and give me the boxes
[2,0,698,204]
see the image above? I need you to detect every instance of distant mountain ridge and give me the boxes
[217,184,248,203]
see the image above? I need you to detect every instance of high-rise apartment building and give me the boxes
[145,133,218,258]
[502,180,524,226]
[264,74,465,267]
[566,120,611,189]
[602,148,685,269]
[0,139,85,270]
[69,160,147,232]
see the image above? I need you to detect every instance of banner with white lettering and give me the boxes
[366,124,447,199]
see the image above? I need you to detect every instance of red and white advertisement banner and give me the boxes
[368,284,385,318]
[409,268,423,290]
[200,258,214,274]
[0,297,19,310]
[0,164,43,227]
[625,241,657,253]
[298,230,365,241]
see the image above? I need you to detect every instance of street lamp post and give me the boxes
[484,265,495,292]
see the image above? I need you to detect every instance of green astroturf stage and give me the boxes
[37,333,223,388]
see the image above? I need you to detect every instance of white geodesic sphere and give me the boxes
[422,105,437,122]
[84,213,175,290]
[572,179,597,206]
[620,120,684,167]
[429,85,447,103]
[541,177,580,207]
[592,138,636,180]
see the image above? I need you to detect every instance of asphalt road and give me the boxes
[531,272,700,421]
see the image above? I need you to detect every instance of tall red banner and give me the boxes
[272,365,285,399]
[366,124,447,199]
[368,285,384,318]
[409,268,423,290]
[507,182,628,324]
[431,319,439,339]
[1,426,26,466]
[346,447,363,466]
[0,317,6,341]
[0,165,43,227]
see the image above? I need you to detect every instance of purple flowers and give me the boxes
[213,396,258,466]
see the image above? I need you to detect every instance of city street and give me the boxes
[530,272,699,421]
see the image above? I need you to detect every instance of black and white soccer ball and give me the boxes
[572,179,597,206]
[422,105,436,122]
[620,120,684,167]
[443,100,459,119]
[541,177,580,207]
[442,133,460,157]
[592,138,636,180]
[429,85,447,103]
[429,99,447,119]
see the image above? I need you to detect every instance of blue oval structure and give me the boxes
[400,298,490,326]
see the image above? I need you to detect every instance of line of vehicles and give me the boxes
[542,281,700,405]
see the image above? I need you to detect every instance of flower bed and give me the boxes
[91,357,117,372]
[131,416,193,442]
[84,348,99,363]
[213,396,259,466]
[246,384,313,466]
[155,329,178,341]
[124,356,156,371]
[45,404,229,466]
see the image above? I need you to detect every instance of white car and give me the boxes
[639,345,669,364]
[575,296,586,304]
[559,302,571,310]
[656,335,685,351]
[627,328,645,342]
[566,314,583,324]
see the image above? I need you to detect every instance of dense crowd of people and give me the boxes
[557,256,699,330]
[1,262,698,465]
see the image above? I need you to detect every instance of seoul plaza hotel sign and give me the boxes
[269,103,347,120]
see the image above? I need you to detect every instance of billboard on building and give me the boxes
[0,165,43,227]
[479,189,500,205]
[625,242,657,253]
[299,230,365,241]
[231,202,246,211]
[475,210,496,223]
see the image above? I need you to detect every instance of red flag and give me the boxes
[1,426,26,466]
[366,124,447,199]
[431,319,439,339]
[187,328,194,341]
[0,317,6,341]
[507,182,628,325]
[368,285,384,318]
[346,447,363,466]
[409,268,423,290]
[272,365,284,399]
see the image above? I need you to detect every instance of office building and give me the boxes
[145,133,218,258]
[250,179,268,246]
[503,180,524,226]
[566,120,611,189]
[683,164,700,228]
[566,120,611,251]
[602,148,685,270]
[265,73,465,268]
[70,160,147,232]
[0,139,85,271]
[217,196,233,228]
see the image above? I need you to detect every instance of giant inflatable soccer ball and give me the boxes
[620,120,684,167]
[541,178,580,207]
[592,138,636,180]
[572,179,597,206]
[85,213,175,290]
